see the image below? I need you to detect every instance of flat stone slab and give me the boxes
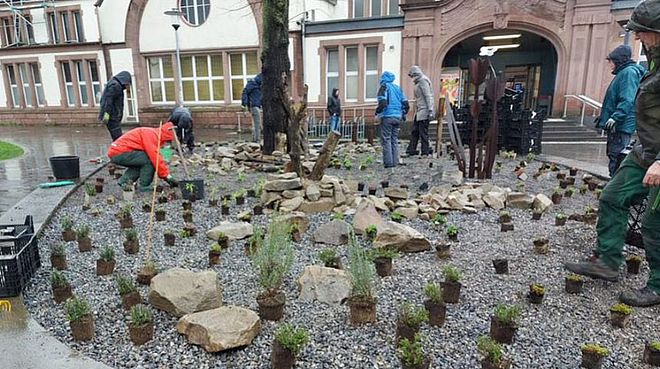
[149,268,223,318]
[297,266,351,305]
[176,306,260,352]
[206,221,253,241]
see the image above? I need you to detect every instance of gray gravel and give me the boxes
[24,143,660,369]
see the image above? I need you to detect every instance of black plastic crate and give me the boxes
[0,216,40,298]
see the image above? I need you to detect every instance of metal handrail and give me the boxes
[562,94,602,126]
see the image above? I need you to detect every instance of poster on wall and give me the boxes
[440,68,462,105]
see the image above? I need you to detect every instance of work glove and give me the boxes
[604,118,616,131]
[102,112,110,124]
[165,175,178,188]
[241,105,248,112]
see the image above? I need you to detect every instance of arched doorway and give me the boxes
[440,30,558,114]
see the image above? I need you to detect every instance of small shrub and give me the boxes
[274,324,309,356]
[499,210,510,217]
[119,203,133,218]
[553,187,561,194]
[184,182,196,193]
[423,283,442,304]
[251,218,294,292]
[628,255,643,262]
[609,303,633,315]
[348,232,376,299]
[125,228,138,241]
[342,158,353,170]
[76,225,90,239]
[143,260,159,273]
[179,229,192,238]
[566,273,583,282]
[254,179,266,197]
[51,244,66,257]
[130,304,152,326]
[399,302,429,328]
[318,248,337,265]
[442,265,461,282]
[164,229,174,236]
[50,270,68,288]
[526,153,536,162]
[516,182,525,191]
[582,343,609,357]
[233,189,246,199]
[210,243,222,253]
[99,246,115,262]
[494,304,521,325]
[61,216,74,230]
[365,224,378,239]
[579,185,588,194]
[369,247,399,260]
[585,205,595,215]
[556,213,567,220]
[431,214,447,226]
[84,183,96,197]
[65,297,91,322]
[116,275,136,296]
[238,172,247,182]
[477,335,503,364]
[332,212,345,221]
[446,225,458,237]
[530,284,545,295]
[390,212,404,222]
[650,342,660,351]
[398,334,426,367]
[565,187,575,196]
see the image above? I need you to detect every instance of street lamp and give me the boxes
[164,8,184,106]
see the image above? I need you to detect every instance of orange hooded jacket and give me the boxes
[107,122,175,178]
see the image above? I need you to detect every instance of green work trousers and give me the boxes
[111,151,155,192]
[596,154,660,292]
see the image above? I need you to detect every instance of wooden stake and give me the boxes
[172,131,190,178]
[144,120,163,263]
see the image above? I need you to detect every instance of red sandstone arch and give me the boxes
[432,21,568,115]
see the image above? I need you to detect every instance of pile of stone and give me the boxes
[260,173,356,214]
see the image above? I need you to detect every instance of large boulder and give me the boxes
[353,201,384,235]
[207,222,253,241]
[280,197,304,212]
[264,178,303,192]
[394,205,419,219]
[442,170,463,186]
[306,183,321,201]
[483,191,506,210]
[297,266,351,305]
[312,220,352,245]
[373,221,431,252]
[176,306,260,352]
[533,194,553,213]
[507,192,534,209]
[149,268,223,317]
[298,198,336,213]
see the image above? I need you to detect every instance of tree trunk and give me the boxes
[288,85,308,178]
[310,132,341,181]
[261,0,291,155]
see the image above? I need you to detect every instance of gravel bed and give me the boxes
[24,143,660,369]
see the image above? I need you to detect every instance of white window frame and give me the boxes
[148,57,175,104]
[364,45,379,101]
[2,18,13,46]
[88,60,101,104]
[74,61,88,105]
[48,12,59,43]
[387,0,400,15]
[370,0,381,17]
[31,63,45,106]
[229,52,257,104]
[18,64,32,107]
[181,55,224,103]
[180,0,211,26]
[326,48,339,99]
[61,62,75,107]
[61,12,72,42]
[345,47,359,102]
[73,11,84,42]
[6,65,19,107]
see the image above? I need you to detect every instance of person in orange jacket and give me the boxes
[108,122,178,192]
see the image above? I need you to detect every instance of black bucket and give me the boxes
[49,155,80,180]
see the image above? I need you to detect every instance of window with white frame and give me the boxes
[2,18,13,46]
[61,12,72,42]
[371,0,381,17]
[365,46,379,100]
[48,12,59,43]
[345,47,358,101]
[181,54,224,102]
[74,61,88,105]
[388,0,400,15]
[229,51,259,102]
[4,62,45,107]
[6,65,19,106]
[47,9,84,44]
[354,0,364,17]
[18,64,32,107]
[326,49,339,98]
[73,11,84,42]
[180,0,211,26]
[31,63,45,105]
[89,61,101,104]
[148,57,176,103]
[61,62,75,106]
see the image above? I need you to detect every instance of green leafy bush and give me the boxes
[431,214,447,226]
[477,335,503,364]
[331,212,345,221]
[390,212,404,222]
[84,183,96,197]
[274,324,309,356]
[398,334,426,367]
[446,225,459,237]
[99,246,115,262]
[493,304,521,325]
[566,273,583,282]
[398,302,429,328]
[609,303,633,315]
[318,248,337,265]
[365,224,378,239]
[442,265,461,282]
[130,304,152,326]
[368,247,399,260]
[210,243,222,253]
[582,343,609,357]
[125,228,138,241]
[649,342,660,351]
[251,218,294,292]
[423,283,442,304]
[530,284,545,295]
[51,244,66,257]
[50,270,68,288]
[116,275,136,296]
[76,224,90,239]
[65,297,91,322]
[348,232,376,299]
[61,216,74,230]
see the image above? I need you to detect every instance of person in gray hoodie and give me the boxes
[405,66,435,157]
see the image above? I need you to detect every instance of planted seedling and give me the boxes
[644,342,660,366]
[581,343,608,369]
[347,231,378,325]
[423,283,445,327]
[365,224,378,241]
[431,214,447,227]
[555,213,567,226]
[528,284,545,304]
[499,210,511,224]
[565,273,584,294]
[369,247,399,277]
[50,244,67,270]
[137,261,158,285]
[50,270,72,304]
[61,216,76,241]
[65,297,94,341]
[441,265,462,303]
[123,228,139,254]
[390,212,404,223]
[609,303,633,328]
[342,158,353,170]
[396,302,429,343]
[331,212,345,221]
[96,246,116,276]
[533,237,549,255]
[477,335,510,369]
[490,304,521,344]
[238,172,247,182]
[565,187,575,198]
[446,225,459,241]
[128,304,153,345]
[397,334,429,369]
[76,224,92,252]
[318,248,341,269]
[272,324,310,369]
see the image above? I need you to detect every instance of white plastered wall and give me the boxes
[304,31,402,103]
[109,48,135,76]
[96,0,131,43]
[289,0,348,30]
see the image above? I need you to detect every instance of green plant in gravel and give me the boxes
[365,224,378,240]
[130,304,152,326]
[76,224,90,239]
[556,213,567,220]
[185,182,196,193]
[51,244,66,257]
[254,179,266,197]
[119,203,133,218]
[516,182,525,191]
[274,323,309,356]
[251,218,294,292]
[332,212,345,221]
[477,335,504,364]
[348,232,376,299]
[431,214,447,226]
[125,228,138,241]
[398,334,426,367]
[399,302,429,328]
[233,189,246,199]
[249,226,265,248]
[553,187,562,194]
[368,247,399,260]
[238,172,247,182]
[650,342,660,351]
[342,157,353,170]
[566,273,583,282]
[609,303,633,315]
[210,243,222,253]
[442,265,461,282]
[585,205,595,215]
[581,343,609,357]
[179,229,192,238]
[579,185,588,194]
[144,260,159,273]
[565,187,575,196]
[423,283,442,304]
[526,153,536,162]
[61,216,74,231]
[116,275,137,296]
[50,270,68,287]
[628,254,643,262]
[99,246,115,262]
[318,248,337,265]
[65,297,91,322]
[493,304,521,325]
[84,183,96,196]
[530,284,545,295]
[446,225,459,237]
[390,212,404,222]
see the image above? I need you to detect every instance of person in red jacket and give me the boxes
[108,122,178,192]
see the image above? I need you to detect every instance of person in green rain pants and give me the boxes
[565,0,660,307]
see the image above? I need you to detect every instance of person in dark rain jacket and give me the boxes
[168,106,195,153]
[241,73,263,143]
[327,88,342,134]
[99,71,131,141]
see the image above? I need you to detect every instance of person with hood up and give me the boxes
[375,71,409,169]
[405,66,435,157]
[108,122,178,192]
[565,0,660,307]
[99,71,132,141]
[327,88,342,134]
[596,45,646,176]
[168,106,195,154]
[241,73,263,143]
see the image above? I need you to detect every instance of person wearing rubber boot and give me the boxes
[565,0,660,307]
[108,122,178,192]
[405,65,435,158]
[168,106,195,154]
[597,45,646,176]
[99,71,131,141]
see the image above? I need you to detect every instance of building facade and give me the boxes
[0,0,641,126]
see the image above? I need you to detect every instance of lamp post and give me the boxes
[164,8,184,106]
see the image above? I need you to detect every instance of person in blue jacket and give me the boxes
[376,71,409,169]
[597,45,646,176]
[241,74,263,143]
